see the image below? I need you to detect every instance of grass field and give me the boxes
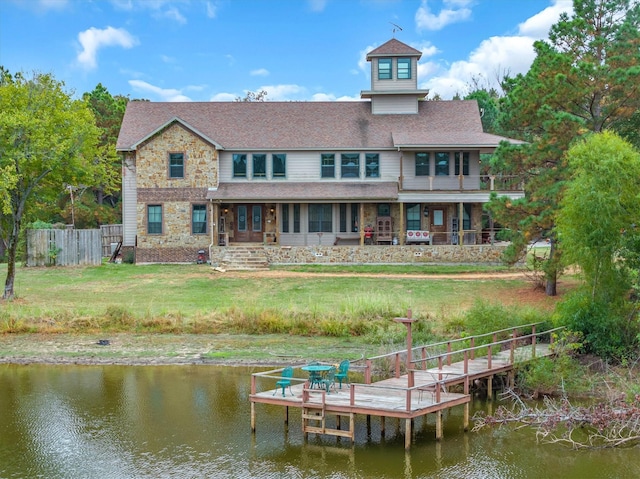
[0,262,565,338]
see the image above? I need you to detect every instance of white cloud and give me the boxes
[210,92,237,101]
[77,26,138,70]
[518,0,573,38]
[128,80,192,101]
[159,6,187,24]
[250,68,270,77]
[421,0,573,99]
[415,0,472,31]
[311,92,360,102]
[308,0,327,12]
[206,1,217,18]
[258,84,308,101]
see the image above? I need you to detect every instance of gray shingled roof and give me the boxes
[366,38,422,59]
[117,100,518,152]
[206,182,399,202]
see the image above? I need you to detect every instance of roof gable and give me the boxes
[366,38,422,60]
[131,116,224,150]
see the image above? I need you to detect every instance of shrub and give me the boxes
[554,289,639,361]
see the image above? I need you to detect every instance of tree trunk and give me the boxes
[3,227,18,300]
[544,236,558,297]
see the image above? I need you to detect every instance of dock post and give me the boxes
[284,406,289,427]
[251,402,256,432]
[435,410,443,440]
[463,403,469,431]
[487,376,493,400]
[405,418,412,449]
[380,416,386,437]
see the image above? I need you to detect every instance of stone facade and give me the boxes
[135,123,217,260]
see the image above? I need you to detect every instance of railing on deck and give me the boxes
[364,322,564,383]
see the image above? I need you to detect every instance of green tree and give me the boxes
[235,90,267,102]
[70,83,129,226]
[0,69,100,299]
[558,131,640,300]
[487,0,640,296]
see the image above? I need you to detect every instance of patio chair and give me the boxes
[335,360,350,388]
[273,366,294,397]
[319,367,336,394]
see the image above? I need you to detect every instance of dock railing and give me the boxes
[364,322,564,384]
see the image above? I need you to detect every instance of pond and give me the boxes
[0,364,637,478]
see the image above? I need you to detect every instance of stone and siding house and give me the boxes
[116,38,524,266]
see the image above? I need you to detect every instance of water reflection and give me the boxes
[0,364,638,478]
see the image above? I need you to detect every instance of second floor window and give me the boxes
[415,153,429,176]
[169,153,184,178]
[233,154,247,178]
[378,58,392,80]
[253,154,266,178]
[397,58,411,79]
[272,154,286,178]
[365,153,379,178]
[321,153,335,178]
[341,153,359,178]
[147,205,162,234]
[192,204,207,234]
[435,152,450,176]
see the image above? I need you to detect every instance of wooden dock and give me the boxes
[250,322,561,448]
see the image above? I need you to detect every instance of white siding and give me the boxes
[121,156,137,246]
[372,96,418,115]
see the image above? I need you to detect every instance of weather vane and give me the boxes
[390,22,403,37]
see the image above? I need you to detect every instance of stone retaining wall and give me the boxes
[206,244,509,266]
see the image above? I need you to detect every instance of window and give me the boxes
[147,205,162,234]
[341,153,359,178]
[281,204,289,233]
[169,153,184,178]
[406,203,421,230]
[435,152,450,176]
[293,204,300,233]
[415,152,429,176]
[351,204,359,232]
[378,58,392,80]
[192,204,207,234]
[309,204,332,233]
[397,58,411,79]
[272,154,286,178]
[321,153,335,178]
[339,203,347,232]
[378,203,390,216]
[455,152,470,176]
[253,154,266,178]
[233,154,247,178]
[463,203,472,230]
[365,153,379,178]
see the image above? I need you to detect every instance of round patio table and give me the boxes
[301,364,332,389]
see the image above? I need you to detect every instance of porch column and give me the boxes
[399,202,405,245]
[359,203,365,245]
[458,202,464,246]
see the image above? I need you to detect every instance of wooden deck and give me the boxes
[250,323,560,448]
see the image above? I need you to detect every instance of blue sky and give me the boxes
[0,0,573,101]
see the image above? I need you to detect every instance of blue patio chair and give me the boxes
[335,360,350,388]
[319,367,336,394]
[273,366,294,397]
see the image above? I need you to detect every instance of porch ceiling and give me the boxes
[398,191,525,203]
[206,182,399,202]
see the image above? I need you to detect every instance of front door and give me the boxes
[429,207,447,245]
[234,204,263,242]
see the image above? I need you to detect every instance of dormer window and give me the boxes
[378,58,392,80]
[397,58,411,79]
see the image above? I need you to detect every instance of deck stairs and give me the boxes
[301,388,355,441]
[220,245,269,271]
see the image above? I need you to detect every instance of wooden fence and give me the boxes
[27,229,103,266]
[100,224,123,257]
